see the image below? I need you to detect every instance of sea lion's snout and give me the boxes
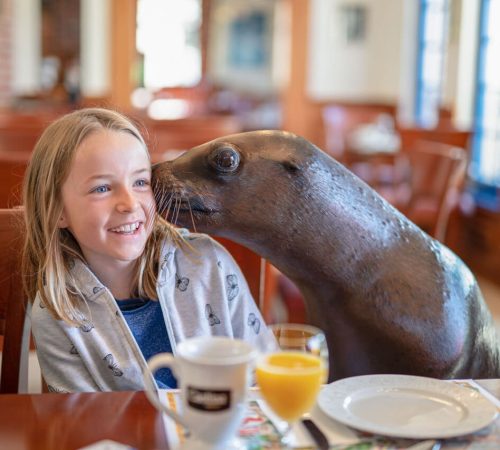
[151,157,222,230]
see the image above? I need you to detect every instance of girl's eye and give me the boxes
[92,185,110,194]
[135,179,150,187]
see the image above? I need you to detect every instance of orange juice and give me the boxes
[256,351,324,422]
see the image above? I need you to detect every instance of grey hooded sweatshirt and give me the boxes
[31,232,270,392]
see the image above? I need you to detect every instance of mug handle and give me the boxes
[143,353,191,434]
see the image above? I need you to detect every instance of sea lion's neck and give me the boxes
[233,164,409,290]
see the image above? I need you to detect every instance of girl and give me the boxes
[23,107,269,392]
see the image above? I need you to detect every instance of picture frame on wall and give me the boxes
[341,5,367,43]
[208,0,280,95]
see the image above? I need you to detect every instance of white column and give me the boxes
[454,0,481,129]
[397,0,419,126]
[80,0,111,97]
[12,0,41,95]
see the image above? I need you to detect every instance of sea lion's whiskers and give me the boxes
[163,193,175,220]
[187,199,197,233]
[156,195,168,218]
[161,189,174,217]
[160,191,175,223]
[152,181,166,212]
[152,180,164,204]
[146,200,156,223]
[173,195,182,226]
[165,194,176,224]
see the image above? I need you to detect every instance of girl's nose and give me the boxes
[116,189,139,213]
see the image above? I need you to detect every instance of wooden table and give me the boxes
[1,380,499,450]
[0,391,169,450]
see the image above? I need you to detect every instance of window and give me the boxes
[136,0,202,89]
[471,0,500,187]
[415,0,450,128]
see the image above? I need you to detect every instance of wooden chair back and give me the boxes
[0,111,53,153]
[0,151,31,208]
[402,142,467,242]
[322,103,397,161]
[0,208,30,394]
[398,126,472,155]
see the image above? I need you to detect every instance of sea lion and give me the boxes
[152,130,500,380]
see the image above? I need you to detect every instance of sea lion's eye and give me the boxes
[209,146,241,173]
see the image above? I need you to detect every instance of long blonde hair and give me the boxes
[22,107,176,325]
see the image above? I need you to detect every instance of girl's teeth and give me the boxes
[111,222,140,233]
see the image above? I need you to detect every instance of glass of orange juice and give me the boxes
[256,324,329,447]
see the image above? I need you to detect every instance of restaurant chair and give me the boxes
[0,150,30,208]
[398,126,472,156]
[321,103,397,162]
[401,141,468,243]
[322,104,406,194]
[0,207,30,394]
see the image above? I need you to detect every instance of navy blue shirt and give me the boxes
[116,298,177,388]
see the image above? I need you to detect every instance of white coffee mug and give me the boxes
[143,336,257,449]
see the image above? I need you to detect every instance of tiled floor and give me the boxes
[1,276,500,394]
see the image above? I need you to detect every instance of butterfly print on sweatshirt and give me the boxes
[205,304,221,326]
[247,313,261,334]
[176,273,190,291]
[103,353,124,377]
[226,274,239,302]
[79,319,94,333]
[92,286,103,295]
[161,252,173,271]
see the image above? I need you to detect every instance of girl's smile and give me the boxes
[109,221,142,234]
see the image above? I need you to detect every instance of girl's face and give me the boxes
[59,129,155,274]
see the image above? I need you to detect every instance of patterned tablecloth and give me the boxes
[159,379,500,449]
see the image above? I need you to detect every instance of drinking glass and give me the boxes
[256,323,329,448]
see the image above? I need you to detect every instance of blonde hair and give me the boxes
[22,107,177,325]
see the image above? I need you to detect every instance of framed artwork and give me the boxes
[228,9,268,70]
[341,5,367,43]
[208,0,278,94]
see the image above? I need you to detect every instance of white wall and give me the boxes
[307,0,404,103]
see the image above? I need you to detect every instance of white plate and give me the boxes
[317,374,498,439]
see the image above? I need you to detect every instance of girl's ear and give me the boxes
[58,214,68,229]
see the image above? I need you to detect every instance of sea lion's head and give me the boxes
[151,130,325,240]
